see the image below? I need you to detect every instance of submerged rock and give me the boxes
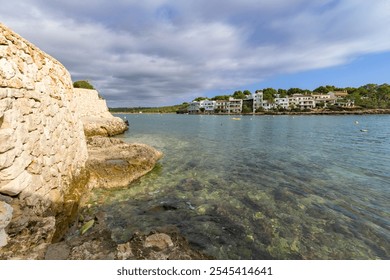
[52,207,211,260]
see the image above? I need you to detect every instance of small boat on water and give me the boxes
[360,129,368,132]
[231,117,241,121]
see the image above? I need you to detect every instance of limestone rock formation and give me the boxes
[86,136,163,189]
[0,23,88,258]
[72,88,128,137]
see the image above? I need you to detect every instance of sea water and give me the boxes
[89,114,389,259]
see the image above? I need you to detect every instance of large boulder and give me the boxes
[82,115,128,137]
[86,136,163,189]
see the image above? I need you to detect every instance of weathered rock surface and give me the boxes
[0,201,12,247]
[86,136,163,190]
[0,23,88,258]
[73,88,128,137]
[45,208,211,260]
[82,115,128,137]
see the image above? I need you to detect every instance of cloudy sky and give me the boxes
[1,0,390,107]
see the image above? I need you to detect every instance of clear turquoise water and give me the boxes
[91,114,390,259]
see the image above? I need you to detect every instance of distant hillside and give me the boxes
[109,103,189,114]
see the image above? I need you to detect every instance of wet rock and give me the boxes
[60,209,212,261]
[45,242,70,260]
[147,204,178,213]
[144,233,174,251]
[117,242,134,260]
[0,216,56,259]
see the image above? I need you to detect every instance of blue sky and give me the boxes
[1,0,390,107]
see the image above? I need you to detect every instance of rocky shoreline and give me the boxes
[45,206,213,260]
[42,135,210,260]
[0,23,209,260]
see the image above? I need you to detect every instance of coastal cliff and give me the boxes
[72,88,128,137]
[0,23,161,259]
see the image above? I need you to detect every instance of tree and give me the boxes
[243,90,252,96]
[314,85,336,93]
[242,104,252,113]
[212,95,231,100]
[313,86,328,94]
[278,89,287,98]
[73,80,94,90]
[194,97,207,102]
[232,90,246,99]
[287,88,305,96]
[263,88,277,102]
[376,84,390,108]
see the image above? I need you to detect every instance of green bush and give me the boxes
[73,80,94,90]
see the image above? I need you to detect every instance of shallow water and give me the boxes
[89,114,390,259]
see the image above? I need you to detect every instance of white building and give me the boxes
[312,93,336,108]
[262,100,274,110]
[228,97,243,114]
[188,100,216,114]
[252,91,263,112]
[289,94,316,110]
[202,100,216,113]
[188,101,200,114]
[215,100,229,113]
[274,97,289,109]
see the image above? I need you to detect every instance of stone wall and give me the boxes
[72,88,112,118]
[0,23,88,257]
[73,88,128,137]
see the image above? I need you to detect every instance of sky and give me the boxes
[1,0,390,107]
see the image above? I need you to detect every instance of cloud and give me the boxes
[1,0,390,106]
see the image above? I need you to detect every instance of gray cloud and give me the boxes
[1,0,390,106]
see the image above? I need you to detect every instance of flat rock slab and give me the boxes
[86,136,163,189]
